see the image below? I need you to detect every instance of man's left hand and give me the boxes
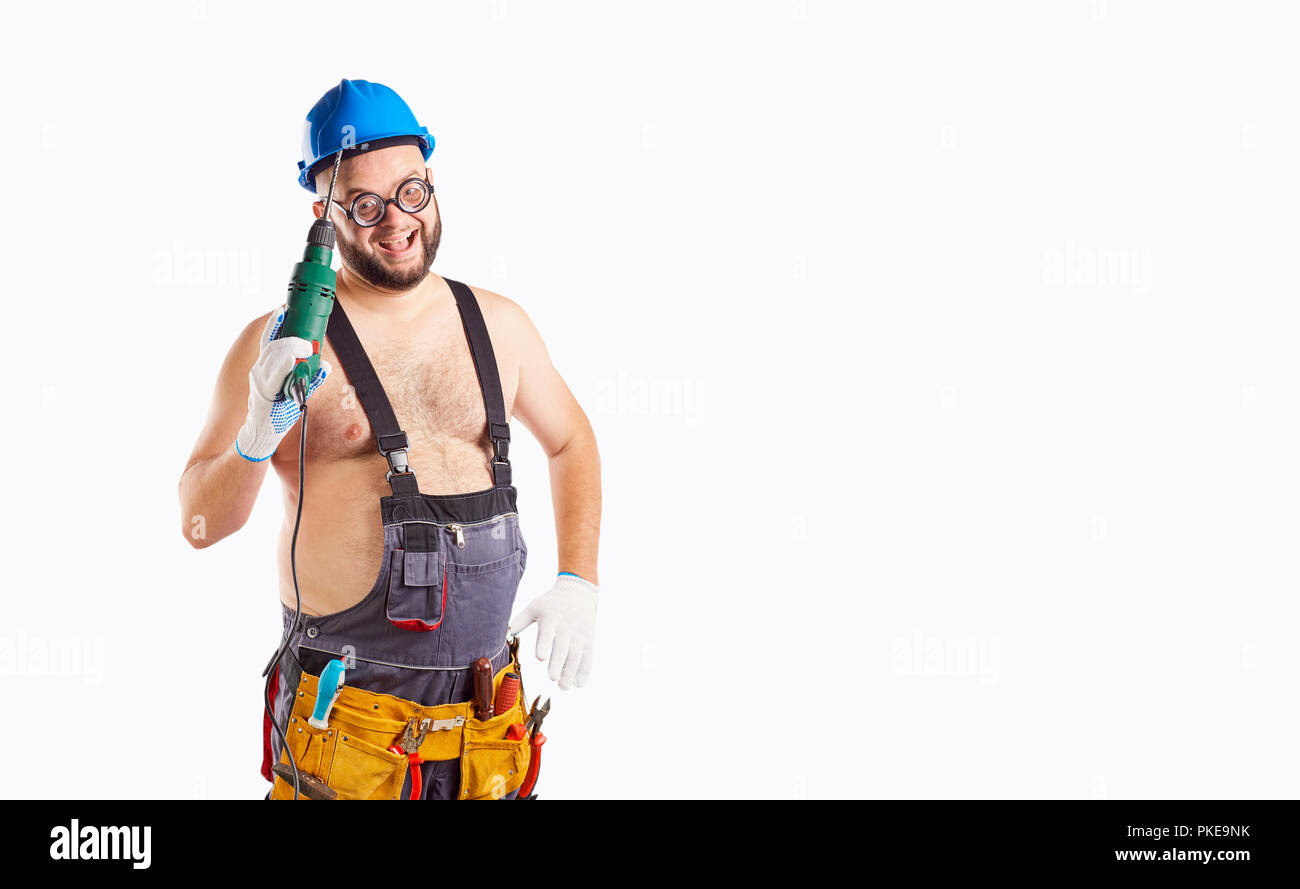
[508,573,599,690]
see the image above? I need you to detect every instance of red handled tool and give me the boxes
[388,716,431,800]
[495,672,520,715]
[517,696,550,800]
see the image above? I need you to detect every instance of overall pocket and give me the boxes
[441,550,525,663]
[386,547,448,631]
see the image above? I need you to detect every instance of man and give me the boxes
[177,79,602,800]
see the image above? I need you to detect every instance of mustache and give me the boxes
[337,215,442,291]
[371,223,423,242]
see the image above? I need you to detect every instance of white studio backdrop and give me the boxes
[0,0,1297,799]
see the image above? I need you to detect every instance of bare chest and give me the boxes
[277,316,515,472]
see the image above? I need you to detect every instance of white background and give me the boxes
[1,0,1296,799]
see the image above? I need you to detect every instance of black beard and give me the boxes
[338,216,441,291]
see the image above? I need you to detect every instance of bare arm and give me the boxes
[504,298,602,585]
[178,311,277,549]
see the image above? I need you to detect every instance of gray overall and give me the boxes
[265,279,529,800]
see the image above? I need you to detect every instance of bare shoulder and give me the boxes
[460,283,543,351]
[463,283,526,325]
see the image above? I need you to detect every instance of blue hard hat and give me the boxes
[298,79,435,193]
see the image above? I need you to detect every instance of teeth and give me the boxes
[379,231,414,248]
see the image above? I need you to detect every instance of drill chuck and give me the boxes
[306,218,336,250]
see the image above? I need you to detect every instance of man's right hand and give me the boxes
[234,307,331,462]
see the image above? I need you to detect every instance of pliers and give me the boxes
[517,696,550,799]
[388,716,431,800]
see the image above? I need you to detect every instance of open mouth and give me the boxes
[375,229,418,258]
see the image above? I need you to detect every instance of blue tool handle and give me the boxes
[308,658,347,729]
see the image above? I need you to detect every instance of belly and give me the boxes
[273,442,496,616]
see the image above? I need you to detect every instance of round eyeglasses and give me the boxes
[320,173,434,227]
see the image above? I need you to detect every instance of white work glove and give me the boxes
[509,573,599,690]
[234,306,331,461]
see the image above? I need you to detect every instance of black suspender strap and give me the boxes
[324,297,420,496]
[324,280,513,494]
[445,278,513,487]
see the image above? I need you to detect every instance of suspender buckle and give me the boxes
[490,439,511,485]
[489,422,511,463]
[379,447,405,475]
[487,422,511,486]
[384,451,410,481]
[490,455,512,486]
[379,432,410,478]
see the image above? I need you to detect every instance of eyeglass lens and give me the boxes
[351,178,431,226]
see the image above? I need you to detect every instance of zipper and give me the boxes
[443,512,520,548]
[449,512,518,529]
[388,512,518,533]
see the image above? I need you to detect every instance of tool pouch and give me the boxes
[458,666,533,800]
[269,712,409,801]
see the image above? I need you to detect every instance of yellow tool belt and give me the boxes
[270,659,532,800]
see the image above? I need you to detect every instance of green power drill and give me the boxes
[277,149,344,405]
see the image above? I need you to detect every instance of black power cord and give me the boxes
[261,377,310,800]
